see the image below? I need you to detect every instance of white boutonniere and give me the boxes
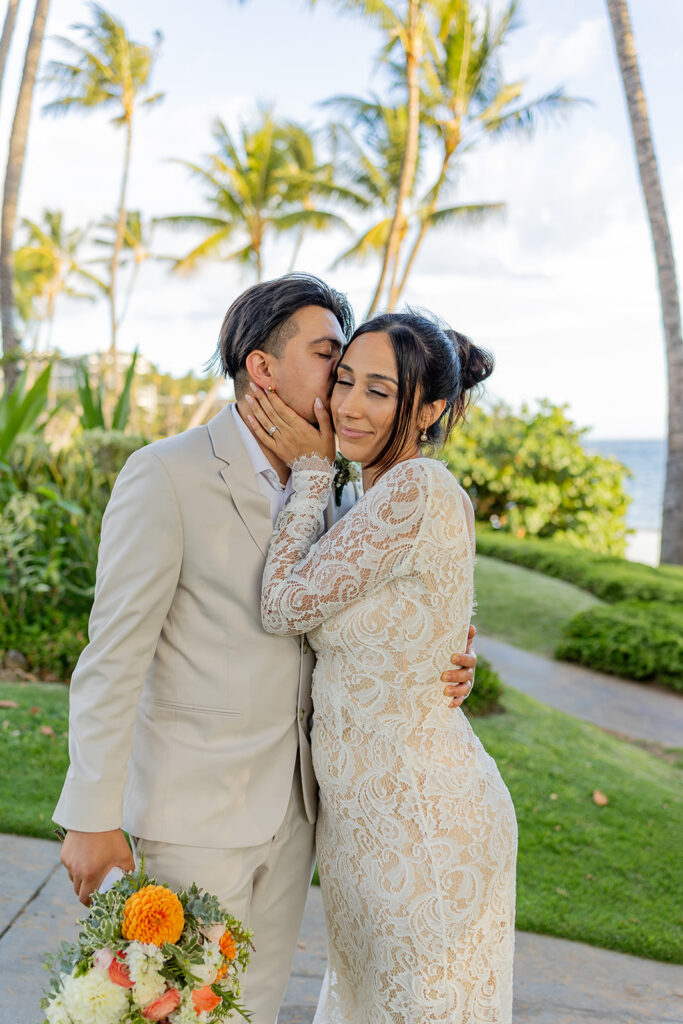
[333,453,361,506]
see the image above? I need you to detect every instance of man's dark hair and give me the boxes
[212,273,355,393]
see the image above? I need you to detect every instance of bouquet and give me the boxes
[41,863,253,1024]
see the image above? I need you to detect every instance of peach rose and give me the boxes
[142,987,181,1020]
[192,986,222,1014]
[109,953,134,989]
[93,947,114,970]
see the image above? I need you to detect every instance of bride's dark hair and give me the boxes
[348,310,493,475]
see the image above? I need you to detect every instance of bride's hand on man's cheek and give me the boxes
[245,383,336,465]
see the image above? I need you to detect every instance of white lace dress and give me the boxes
[261,455,517,1024]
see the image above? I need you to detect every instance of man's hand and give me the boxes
[60,828,135,906]
[443,625,477,709]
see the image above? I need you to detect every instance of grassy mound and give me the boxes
[476,528,683,604]
[473,555,601,656]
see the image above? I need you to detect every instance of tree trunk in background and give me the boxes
[0,0,50,390]
[366,0,421,317]
[605,0,683,565]
[107,114,133,394]
[0,0,20,106]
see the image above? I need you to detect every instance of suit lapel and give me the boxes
[208,406,273,557]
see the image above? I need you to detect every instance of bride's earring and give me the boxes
[420,429,428,442]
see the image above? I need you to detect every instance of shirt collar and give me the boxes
[230,401,288,488]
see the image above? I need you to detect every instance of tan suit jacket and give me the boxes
[54,406,359,848]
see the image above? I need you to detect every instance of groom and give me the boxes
[55,273,477,1024]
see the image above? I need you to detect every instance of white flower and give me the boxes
[169,990,204,1024]
[191,941,223,986]
[44,990,73,1024]
[131,971,166,1008]
[125,941,165,980]
[123,941,167,1008]
[61,968,129,1024]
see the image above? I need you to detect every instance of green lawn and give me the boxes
[2,680,681,963]
[473,687,682,964]
[0,681,70,839]
[474,554,602,656]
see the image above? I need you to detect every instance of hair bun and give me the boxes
[446,330,494,390]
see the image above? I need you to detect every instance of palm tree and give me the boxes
[327,95,503,301]
[0,0,21,105]
[312,0,431,314]
[388,0,575,307]
[605,0,683,565]
[281,119,367,271]
[162,110,348,282]
[0,0,51,391]
[91,210,171,329]
[43,3,163,373]
[14,209,96,348]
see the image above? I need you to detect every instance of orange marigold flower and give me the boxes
[121,885,184,946]
[219,930,237,962]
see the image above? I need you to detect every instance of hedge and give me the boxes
[476,528,683,605]
[556,601,683,693]
[463,655,503,716]
[0,608,89,681]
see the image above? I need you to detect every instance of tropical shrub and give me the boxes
[0,608,89,680]
[0,430,146,678]
[557,601,683,693]
[444,401,629,555]
[0,364,52,459]
[475,528,683,605]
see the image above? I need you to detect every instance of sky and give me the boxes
[1,0,681,439]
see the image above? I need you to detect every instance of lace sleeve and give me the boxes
[261,458,431,635]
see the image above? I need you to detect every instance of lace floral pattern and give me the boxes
[262,458,517,1023]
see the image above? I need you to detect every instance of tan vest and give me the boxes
[54,406,359,848]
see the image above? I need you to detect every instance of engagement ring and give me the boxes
[268,425,278,436]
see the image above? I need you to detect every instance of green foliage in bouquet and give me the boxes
[42,862,253,1024]
[443,401,629,555]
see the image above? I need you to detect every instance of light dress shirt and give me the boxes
[230,402,294,525]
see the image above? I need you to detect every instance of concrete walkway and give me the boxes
[477,635,683,748]
[2,835,682,1024]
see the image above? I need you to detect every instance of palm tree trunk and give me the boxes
[108,113,133,391]
[366,0,421,317]
[391,149,454,307]
[288,223,306,273]
[0,0,50,391]
[187,377,224,429]
[0,0,20,105]
[605,0,683,564]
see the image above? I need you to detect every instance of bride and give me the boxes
[246,311,517,1024]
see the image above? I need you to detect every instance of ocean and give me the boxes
[585,439,666,532]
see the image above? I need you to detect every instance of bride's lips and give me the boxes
[338,425,371,440]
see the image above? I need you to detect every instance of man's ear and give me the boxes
[244,349,277,391]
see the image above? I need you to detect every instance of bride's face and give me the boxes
[331,331,415,466]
